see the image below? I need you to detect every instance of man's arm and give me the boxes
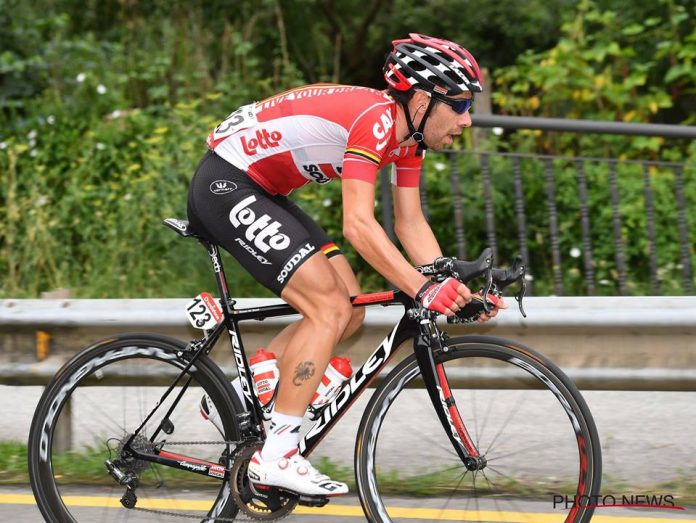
[341,178,430,298]
[392,185,442,265]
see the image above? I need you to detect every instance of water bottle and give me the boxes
[311,356,352,408]
[249,348,279,407]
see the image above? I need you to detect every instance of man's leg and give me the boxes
[248,253,352,495]
[272,253,353,416]
[266,254,365,360]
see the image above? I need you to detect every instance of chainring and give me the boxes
[229,443,297,521]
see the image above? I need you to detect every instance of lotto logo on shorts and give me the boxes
[229,195,291,253]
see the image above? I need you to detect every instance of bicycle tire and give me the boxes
[28,332,242,522]
[355,335,602,523]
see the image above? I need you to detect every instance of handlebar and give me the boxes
[415,249,527,323]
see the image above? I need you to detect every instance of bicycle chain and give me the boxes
[127,440,293,522]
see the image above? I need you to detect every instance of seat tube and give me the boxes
[199,239,235,316]
[198,238,263,427]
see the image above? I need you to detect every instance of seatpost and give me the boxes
[198,239,236,316]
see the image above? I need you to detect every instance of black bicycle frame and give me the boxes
[201,238,481,462]
[125,237,481,475]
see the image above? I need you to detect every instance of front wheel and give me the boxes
[28,333,242,522]
[355,335,602,523]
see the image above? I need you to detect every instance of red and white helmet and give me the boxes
[384,33,483,96]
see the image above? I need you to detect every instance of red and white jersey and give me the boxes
[207,84,423,196]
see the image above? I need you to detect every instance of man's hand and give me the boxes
[416,277,471,316]
[476,293,508,323]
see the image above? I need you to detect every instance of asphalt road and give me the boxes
[3,387,696,521]
[2,485,696,522]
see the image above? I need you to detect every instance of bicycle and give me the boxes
[28,217,602,522]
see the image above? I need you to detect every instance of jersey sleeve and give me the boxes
[342,103,394,185]
[391,152,423,187]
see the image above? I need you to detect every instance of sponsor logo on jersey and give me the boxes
[210,180,238,195]
[240,129,282,156]
[372,110,394,151]
[300,163,341,184]
[277,242,316,284]
[229,195,291,253]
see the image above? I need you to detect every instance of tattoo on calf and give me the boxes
[293,361,316,386]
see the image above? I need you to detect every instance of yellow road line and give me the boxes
[1,493,693,522]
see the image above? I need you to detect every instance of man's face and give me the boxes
[420,91,473,151]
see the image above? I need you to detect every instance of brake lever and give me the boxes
[480,265,494,313]
[516,278,527,318]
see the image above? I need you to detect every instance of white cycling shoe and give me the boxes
[247,449,349,497]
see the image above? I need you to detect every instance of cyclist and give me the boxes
[187,33,506,497]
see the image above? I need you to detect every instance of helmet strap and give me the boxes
[400,94,438,153]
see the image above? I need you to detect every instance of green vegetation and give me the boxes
[4,441,694,505]
[1,0,694,298]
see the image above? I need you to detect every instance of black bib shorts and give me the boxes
[187,151,341,296]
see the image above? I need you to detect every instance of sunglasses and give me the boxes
[433,93,473,114]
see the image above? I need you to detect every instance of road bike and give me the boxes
[28,217,602,522]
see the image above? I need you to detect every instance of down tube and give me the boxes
[299,315,418,456]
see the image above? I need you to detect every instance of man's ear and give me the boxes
[410,90,429,113]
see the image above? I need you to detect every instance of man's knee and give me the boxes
[349,306,365,330]
[331,295,354,334]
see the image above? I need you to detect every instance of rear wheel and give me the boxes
[28,333,241,522]
[355,335,602,523]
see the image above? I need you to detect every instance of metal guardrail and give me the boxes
[2,298,695,390]
[2,297,696,329]
[3,360,694,391]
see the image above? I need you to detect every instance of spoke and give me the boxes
[485,462,528,495]
[481,467,528,516]
[475,389,495,451]
[441,469,470,514]
[470,388,480,450]
[400,463,465,484]
[483,392,526,457]
[77,390,129,436]
[486,440,553,463]
[389,392,460,457]
[481,468,505,515]
[138,384,146,423]
[472,470,480,517]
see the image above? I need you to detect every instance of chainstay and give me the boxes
[130,440,294,521]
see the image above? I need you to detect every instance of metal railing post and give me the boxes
[608,160,629,295]
[641,163,661,295]
[673,165,694,294]
[480,153,498,262]
[449,152,467,260]
[544,157,564,295]
[576,159,596,295]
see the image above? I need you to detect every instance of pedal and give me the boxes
[296,494,330,508]
[254,484,330,507]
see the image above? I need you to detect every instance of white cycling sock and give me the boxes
[261,410,302,461]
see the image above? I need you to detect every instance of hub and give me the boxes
[463,455,488,471]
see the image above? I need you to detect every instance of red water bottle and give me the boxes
[249,349,279,406]
[311,356,352,408]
